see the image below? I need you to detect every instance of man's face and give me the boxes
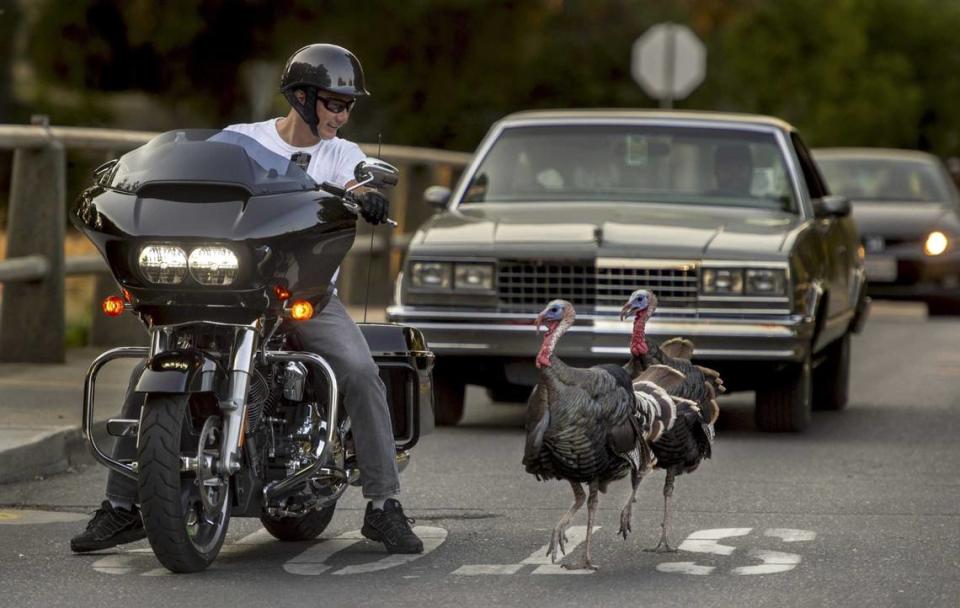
[295,89,355,140]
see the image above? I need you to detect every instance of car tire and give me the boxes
[755,354,812,432]
[486,381,533,403]
[433,361,466,426]
[813,334,850,411]
[926,298,960,316]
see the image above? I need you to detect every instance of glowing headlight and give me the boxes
[138,245,188,284]
[410,262,452,290]
[188,246,240,286]
[924,231,949,256]
[454,263,495,291]
[702,268,744,295]
[745,269,787,295]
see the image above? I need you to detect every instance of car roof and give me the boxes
[812,147,940,163]
[496,109,795,131]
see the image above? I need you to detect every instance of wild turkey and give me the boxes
[620,288,721,552]
[522,299,690,569]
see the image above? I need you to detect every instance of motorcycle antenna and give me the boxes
[361,134,384,324]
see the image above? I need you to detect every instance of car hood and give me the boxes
[413,203,802,259]
[851,201,960,238]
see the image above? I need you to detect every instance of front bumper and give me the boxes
[385,307,816,363]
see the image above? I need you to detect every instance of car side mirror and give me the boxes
[424,185,451,209]
[813,194,851,218]
[354,158,400,189]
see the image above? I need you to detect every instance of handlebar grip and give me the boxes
[381,174,399,186]
[320,181,348,198]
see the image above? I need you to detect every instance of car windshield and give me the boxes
[460,124,798,212]
[815,156,956,203]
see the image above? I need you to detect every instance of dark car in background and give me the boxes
[814,148,960,314]
[389,110,869,432]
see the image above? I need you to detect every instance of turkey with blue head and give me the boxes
[620,288,721,552]
[522,298,690,569]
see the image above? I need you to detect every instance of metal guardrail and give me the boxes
[0,121,469,362]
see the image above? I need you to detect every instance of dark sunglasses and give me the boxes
[316,95,357,114]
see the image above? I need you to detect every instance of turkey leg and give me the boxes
[547,480,586,563]
[645,470,678,553]
[565,481,600,570]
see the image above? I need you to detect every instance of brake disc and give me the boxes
[196,416,226,514]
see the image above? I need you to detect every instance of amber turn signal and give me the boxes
[289,300,314,321]
[274,285,291,301]
[102,295,125,317]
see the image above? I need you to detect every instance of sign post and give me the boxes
[631,23,706,108]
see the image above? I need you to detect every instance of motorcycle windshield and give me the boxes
[103,129,316,196]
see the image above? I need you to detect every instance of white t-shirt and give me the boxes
[225,118,366,287]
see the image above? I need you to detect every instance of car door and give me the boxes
[791,133,852,319]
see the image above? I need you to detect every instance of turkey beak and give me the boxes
[534,313,545,338]
[620,302,635,321]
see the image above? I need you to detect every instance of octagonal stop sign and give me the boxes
[631,23,706,107]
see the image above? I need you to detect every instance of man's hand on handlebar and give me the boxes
[357,190,390,225]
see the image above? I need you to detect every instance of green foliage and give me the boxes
[10,0,960,155]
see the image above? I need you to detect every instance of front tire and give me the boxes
[138,394,230,573]
[813,334,850,411]
[755,355,812,432]
[260,504,336,541]
[433,360,466,426]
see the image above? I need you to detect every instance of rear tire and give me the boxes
[433,360,466,426]
[138,394,230,573]
[755,355,812,432]
[813,334,850,411]
[260,504,336,541]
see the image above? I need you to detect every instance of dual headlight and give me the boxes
[409,261,495,292]
[702,267,787,296]
[138,245,240,286]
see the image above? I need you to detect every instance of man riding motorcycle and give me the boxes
[71,43,423,555]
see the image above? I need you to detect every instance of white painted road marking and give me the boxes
[677,528,752,555]
[332,527,447,575]
[284,526,447,576]
[454,525,599,575]
[732,549,802,575]
[660,528,816,576]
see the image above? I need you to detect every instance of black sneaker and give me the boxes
[361,498,423,554]
[70,500,146,553]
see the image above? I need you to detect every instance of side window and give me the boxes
[790,133,829,199]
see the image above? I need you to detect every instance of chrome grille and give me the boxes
[497,260,699,313]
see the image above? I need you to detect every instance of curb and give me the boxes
[0,425,98,485]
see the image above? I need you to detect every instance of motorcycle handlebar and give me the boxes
[319,181,398,228]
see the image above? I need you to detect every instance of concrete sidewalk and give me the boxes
[0,307,386,487]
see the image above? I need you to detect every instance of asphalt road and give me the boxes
[0,303,957,608]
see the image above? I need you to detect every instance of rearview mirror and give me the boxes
[354,158,400,189]
[813,194,851,218]
[424,185,452,209]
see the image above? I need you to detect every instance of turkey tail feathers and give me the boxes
[660,337,695,359]
[634,363,686,392]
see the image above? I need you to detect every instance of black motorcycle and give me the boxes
[72,129,434,573]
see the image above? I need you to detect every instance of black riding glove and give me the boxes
[358,190,390,225]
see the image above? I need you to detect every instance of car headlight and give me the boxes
[188,246,240,286]
[745,268,787,295]
[454,263,495,291]
[410,262,452,289]
[924,231,949,256]
[702,268,744,295]
[138,245,188,284]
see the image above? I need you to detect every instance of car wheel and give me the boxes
[813,334,850,411]
[755,354,812,432]
[486,381,533,403]
[433,361,466,426]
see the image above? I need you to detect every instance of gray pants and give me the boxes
[106,295,400,503]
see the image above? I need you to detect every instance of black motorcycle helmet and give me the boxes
[280,44,370,136]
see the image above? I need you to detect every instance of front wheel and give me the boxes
[755,355,812,432]
[138,394,230,573]
[261,504,336,541]
[813,334,850,411]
